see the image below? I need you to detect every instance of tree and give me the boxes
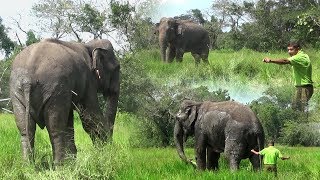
[108,0,158,51]
[32,0,76,39]
[295,7,320,47]
[32,0,112,42]
[0,17,15,57]
[73,3,109,40]
[204,15,222,49]
[26,30,40,46]
[211,0,250,31]
[190,9,206,25]
[209,0,320,51]
[174,9,206,25]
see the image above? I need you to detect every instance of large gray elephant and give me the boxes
[9,38,120,164]
[156,17,210,64]
[174,100,264,171]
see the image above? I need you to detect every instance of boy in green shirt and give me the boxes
[262,41,313,112]
[251,140,290,176]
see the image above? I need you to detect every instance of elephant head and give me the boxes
[157,17,180,62]
[174,100,201,165]
[85,39,120,139]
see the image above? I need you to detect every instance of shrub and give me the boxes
[280,121,320,146]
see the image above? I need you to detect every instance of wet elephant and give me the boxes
[174,100,264,171]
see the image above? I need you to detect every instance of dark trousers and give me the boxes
[292,84,313,112]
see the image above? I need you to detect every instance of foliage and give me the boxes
[32,0,76,39]
[0,17,15,57]
[73,3,108,40]
[25,30,41,46]
[108,0,158,51]
[208,0,320,51]
[250,84,320,146]
[0,51,19,112]
[280,121,320,146]
[294,7,320,48]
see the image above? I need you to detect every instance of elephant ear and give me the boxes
[92,47,120,92]
[91,48,102,72]
[176,21,186,35]
[185,105,198,128]
[92,48,118,71]
[177,26,183,35]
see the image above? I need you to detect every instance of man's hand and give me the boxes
[251,149,260,155]
[281,156,290,160]
[263,57,271,63]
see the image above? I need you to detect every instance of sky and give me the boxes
[157,0,212,21]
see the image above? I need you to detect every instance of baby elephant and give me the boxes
[174,100,265,171]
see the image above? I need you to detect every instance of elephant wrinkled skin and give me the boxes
[174,100,264,171]
[9,38,120,164]
[156,17,210,64]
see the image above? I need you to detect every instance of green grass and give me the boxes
[1,113,319,179]
[136,48,320,104]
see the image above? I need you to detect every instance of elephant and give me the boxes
[174,100,265,171]
[9,38,120,164]
[156,17,210,64]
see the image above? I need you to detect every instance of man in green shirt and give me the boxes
[263,41,313,112]
[251,140,290,176]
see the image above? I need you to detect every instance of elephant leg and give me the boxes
[44,95,71,164]
[65,109,77,158]
[191,53,201,65]
[228,155,240,171]
[207,147,220,171]
[200,48,209,63]
[250,154,262,171]
[166,45,176,63]
[175,49,184,62]
[225,139,243,171]
[12,96,36,162]
[195,134,207,170]
[200,52,209,64]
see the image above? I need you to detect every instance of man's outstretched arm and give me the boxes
[263,57,291,64]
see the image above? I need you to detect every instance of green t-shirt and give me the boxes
[288,50,313,86]
[260,146,283,165]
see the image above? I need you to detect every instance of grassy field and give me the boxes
[1,49,320,179]
[1,113,319,180]
[135,48,320,104]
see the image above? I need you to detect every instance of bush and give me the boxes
[280,121,320,146]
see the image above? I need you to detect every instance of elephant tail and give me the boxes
[256,136,263,169]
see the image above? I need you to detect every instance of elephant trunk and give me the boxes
[159,35,168,62]
[174,120,189,163]
[103,91,119,141]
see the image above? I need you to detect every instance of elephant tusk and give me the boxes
[190,159,197,167]
[1,108,13,113]
[96,69,101,79]
[71,90,78,96]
